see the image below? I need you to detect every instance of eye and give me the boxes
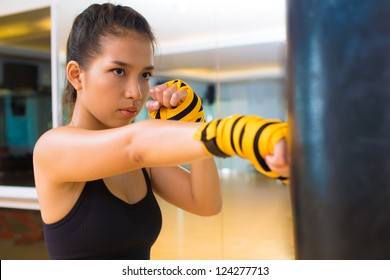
[141,72,152,80]
[112,68,126,76]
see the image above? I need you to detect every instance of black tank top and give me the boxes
[43,168,162,259]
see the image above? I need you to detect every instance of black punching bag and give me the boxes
[287,0,390,259]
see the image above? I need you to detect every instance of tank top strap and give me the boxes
[141,168,152,191]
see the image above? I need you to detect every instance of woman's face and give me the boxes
[77,32,154,129]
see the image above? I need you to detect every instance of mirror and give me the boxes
[0,5,51,260]
[0,7,51,187]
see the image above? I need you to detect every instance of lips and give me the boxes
[119,107,138,118]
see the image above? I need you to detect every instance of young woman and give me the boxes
[33,3,289,259]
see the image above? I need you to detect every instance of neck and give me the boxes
[69,102,109,130]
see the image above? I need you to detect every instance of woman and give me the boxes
[33,3,289,259]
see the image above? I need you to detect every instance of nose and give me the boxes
[124,80,142,100]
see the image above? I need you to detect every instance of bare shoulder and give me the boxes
[34,126,67,149]
[33,126,75,171]
[33,126,72,183]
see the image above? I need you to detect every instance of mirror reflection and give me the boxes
[0,7,51,187]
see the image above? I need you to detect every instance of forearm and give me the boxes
[188,157,222,216]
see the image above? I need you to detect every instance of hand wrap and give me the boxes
[149,79,205,122]
[194,115,289,183]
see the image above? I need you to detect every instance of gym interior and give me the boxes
[0,0,388,260]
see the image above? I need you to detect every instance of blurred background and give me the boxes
[0,0,293,259]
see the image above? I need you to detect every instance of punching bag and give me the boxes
[287,0,390,259]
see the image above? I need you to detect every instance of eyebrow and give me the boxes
[110,60,154,70]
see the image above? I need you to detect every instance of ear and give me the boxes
[67,60,83,91]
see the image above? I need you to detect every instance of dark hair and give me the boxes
[62,3,157,117]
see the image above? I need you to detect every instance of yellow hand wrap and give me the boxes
[149,79,205,122]
[194,115,289,183]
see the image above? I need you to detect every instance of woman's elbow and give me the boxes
[199,199,223,217]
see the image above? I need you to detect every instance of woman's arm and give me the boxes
[33,119,210,185]
[150,157,221,216]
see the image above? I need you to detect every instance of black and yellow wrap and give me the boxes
[149,79,205,122]
[194,115,289,183]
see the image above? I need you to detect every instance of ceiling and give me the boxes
[0,0,287,81]
[0,7,50,52]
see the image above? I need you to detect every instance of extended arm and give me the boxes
[33,119,210,185]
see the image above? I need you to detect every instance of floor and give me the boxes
[151,171,295,260]
[0,171,295,260]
